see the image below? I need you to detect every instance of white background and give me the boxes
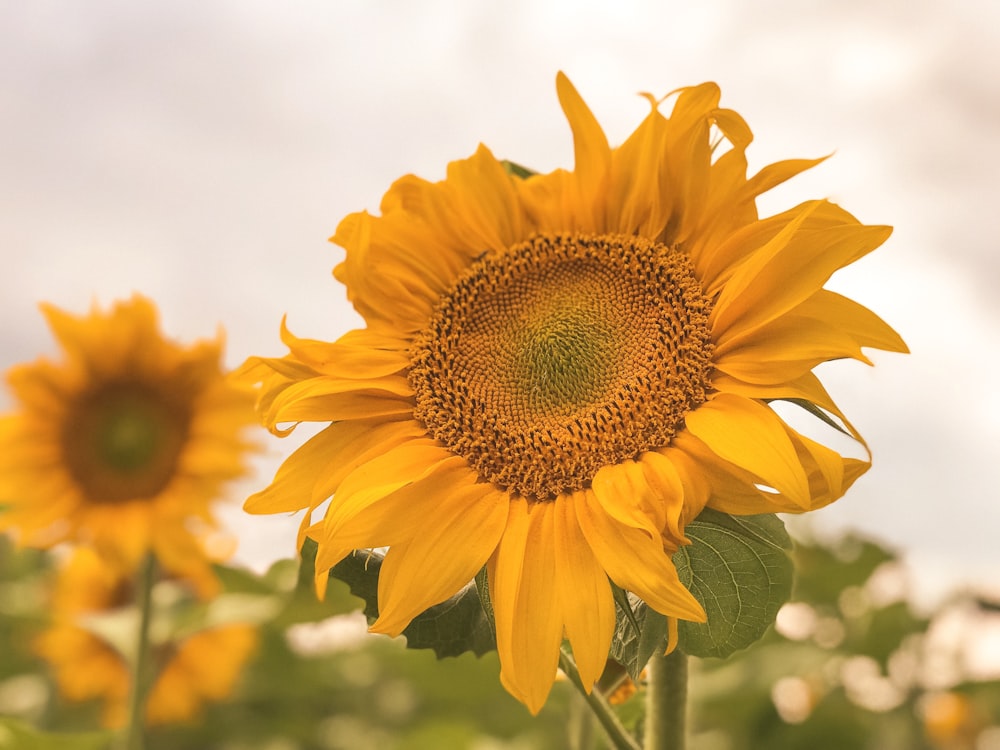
[2,0,997,605]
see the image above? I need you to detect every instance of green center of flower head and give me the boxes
[409,232,716,501]
[99,398,164,471]
[63,384,189,503]
[516,308,615,410]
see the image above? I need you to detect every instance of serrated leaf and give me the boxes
[674,510,793,659]
[331,551,496,658]
[608,592,670,681]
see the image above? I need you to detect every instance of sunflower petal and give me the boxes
[575,490,705,622]
[308,420,427,508]
[683,394,811,509]
[716,288,908,365]
[320,441,456,539]
[553,496,615,690]
[556,72,611,189]
[712,205,893,341]
[489,500,564,715]
[743,157,828,201]
[637,451,687,544]
[279,322,410,379]
[371,482,507,636]
[609,108,670,236]
[672,432,803,515]
[243,423,342,514]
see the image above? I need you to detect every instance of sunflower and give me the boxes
[145,624,258,726]
[32,547,133,727]
[34,547,258,728]
[241,74,907,712]
[0,294,256,580]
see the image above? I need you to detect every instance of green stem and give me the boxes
[558,647,641,750]
[643,650,687,750]
[567,687,595,750]
[123,554,156,750]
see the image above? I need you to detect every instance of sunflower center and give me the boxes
[409,232,715,501]
[62,384,190,503]
[516,307,615,410]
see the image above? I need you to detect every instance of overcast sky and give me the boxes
[2,0,997,605]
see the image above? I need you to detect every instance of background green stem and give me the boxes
[643,650,687,750]
[122,554,156,750]
[558,647,641,750]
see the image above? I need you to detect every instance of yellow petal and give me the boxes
[658,443,712,529]
[716,289,908,368]
[314,459,476,570]
[785,425,871,511]
[743,157,828,202]
[556,72,611,193]
[608,107,670,236]
[319,440,457,542]
[802,290,908,353]
[553,496,615,690]
[591,461,665,537]
[440,144,526,251]
[710,371,865,445]
[371,482,507,636]
[696,200,858,296]
[353,197,470,298]
[672,431,800,515]
[575,489,704,622]
[243,424,345,514]
[331,211,436,333]
[309,419,428,507]
[662,83,720,245]
[637,451,687,544]
[683,394,811,509]
[711,204,892,342]
[489,499,564,715]
[268,387,413,426]
[280,322,410,380]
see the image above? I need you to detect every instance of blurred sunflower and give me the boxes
[32,547,132,727]
[34,546,258,728]
[0,295,256,579]
[145,624,258,726]
[241,73,907,712]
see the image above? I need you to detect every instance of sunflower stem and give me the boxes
[643,650,687,750]
[122,553,156,750]
[567,687,596,750]
[559,646,641,750]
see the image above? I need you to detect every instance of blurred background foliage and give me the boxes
[2,530,1000,750]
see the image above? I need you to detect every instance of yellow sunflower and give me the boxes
[34,547,258,728]
[0,295,256,579]
[32,547,133,727]
[241,73,907,712]
[145,623,258,726]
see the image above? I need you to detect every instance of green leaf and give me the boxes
[773,398,852,437]
[611,582,641,640]
[500,160,537,179]
[474,567,496,639]
[0,718,111,750]
[674,510,793,659]
[609,592,671,681]
[331,551,496,658]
